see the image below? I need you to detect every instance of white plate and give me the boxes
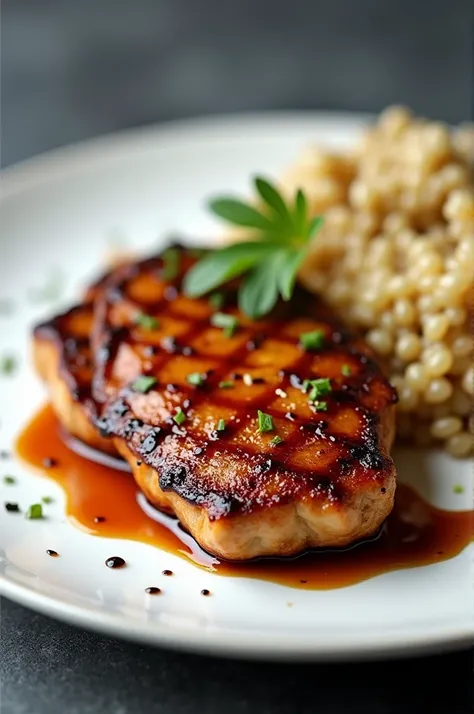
[0,112,473,661]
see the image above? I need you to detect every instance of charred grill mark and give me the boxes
[159,464,188,490]
[141,429,163,454]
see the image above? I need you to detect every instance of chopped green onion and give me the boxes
[299,330,325,351]
[0,355,16,375]
[210,312,238,338]
[341,364,351,377]
[186,372,205,387]
[218,380,234,389]
[131,376,157,393]
[270,435,283,446]
[209,292,225,310]
[312,401,328,412]
[25,503,43,519]
[41,496,53,504]
[217,419,226,431]
[173,408,186,425]
[257,410,274,433]
[302,377,332,403]
[453,484,464,494]
[134,312,159,330]
[3,475,15,485]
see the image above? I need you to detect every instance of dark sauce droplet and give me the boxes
[46,549,59,557]
[42,457,58,468]
[5,502,19,512]
[105,556,126,569]
[200,589,211,596]
[145,586,161,595]
[162,569,173,576]
[0,450,10,459]
[94,516,106,524]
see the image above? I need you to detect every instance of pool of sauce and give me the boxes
[16,404,473,590]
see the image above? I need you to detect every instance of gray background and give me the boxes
[2,0,473,167]
[1,1,473,712]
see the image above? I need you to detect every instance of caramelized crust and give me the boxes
[92,248,397,560]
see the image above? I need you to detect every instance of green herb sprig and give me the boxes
[183,177,323,319]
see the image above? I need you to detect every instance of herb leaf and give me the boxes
[173,408,186,425]
[302,377,332,403]
[0,355,16,375]
[277,248,306,302]
[293,190,308,236]
[300,330,325,351]
[238,252,282,319]
[308,216,325,238]
[25,503,43,519]
[210,312,239,337]
[184,242,273,298]
[341,364,351,377]
[257,410,274,433]
[312,401,328,412]
[270,435,283,446]
[217,419,226,431]
[209,199,273,230]
[132,376,157,393]
[134,312,159,330]
[187,372,205,387]
[254,177,292,228]
[183,178,324,319]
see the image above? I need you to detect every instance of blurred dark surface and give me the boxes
[1,598,473,714]
[1,1,473,713]
[1,0,473,167]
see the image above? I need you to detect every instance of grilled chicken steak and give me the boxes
[33,246,397,560]
[87,247,397,560]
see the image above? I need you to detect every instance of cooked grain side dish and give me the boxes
[282,106,473,456]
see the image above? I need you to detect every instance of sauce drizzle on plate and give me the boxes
[16,404,473,590]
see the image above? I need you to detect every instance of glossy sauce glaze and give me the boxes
[16,404,473,590]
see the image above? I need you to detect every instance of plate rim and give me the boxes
[1,110,473,661]
[1,109,373,194]
[2,576,473,661]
